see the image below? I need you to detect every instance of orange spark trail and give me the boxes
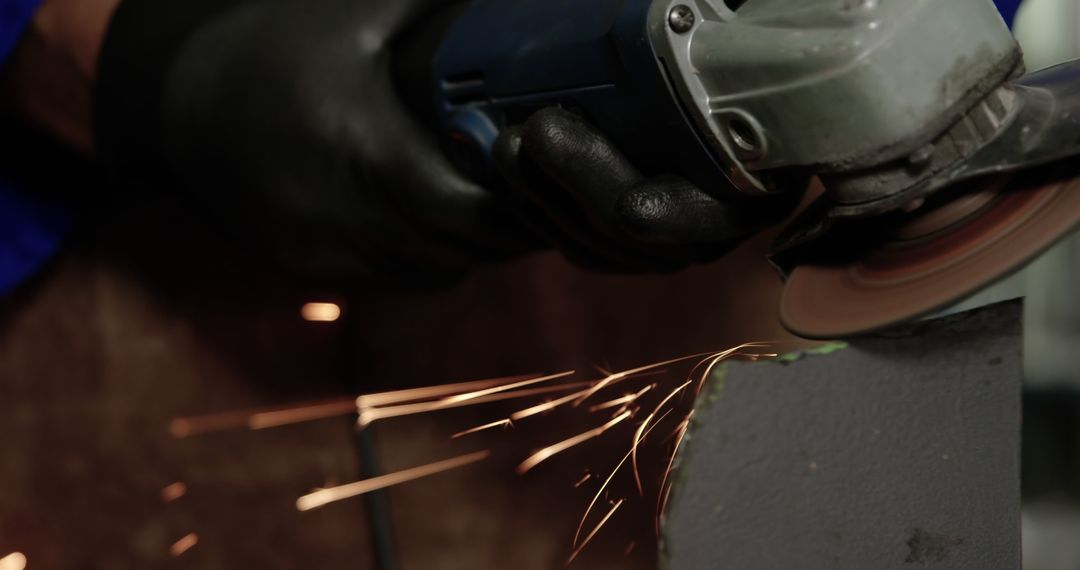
[573,352,723,406]
[573,473,592,488]
[359,382,588,426]
[451,419,513,439]
[170,374,537,437]
[517,411,632,475]
[510,389,595,421]
[656,411,694,536]
[440,371,575,405]
[510,371,667,422]
[568,499,625,564]
[169,533,198,557]
[631,380,693,495]
[161,482,187,503]
[574,409,672,547]
[355,374,538,407]
[588,385,655,413]
[297,450,490,512]
[247,400,360,430]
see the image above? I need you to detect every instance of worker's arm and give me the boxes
[0,0,1028,288]
[91,0,801,285]
[0,0,119,153]
[0,0,111,295]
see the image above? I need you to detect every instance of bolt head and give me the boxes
[669,5,695,34]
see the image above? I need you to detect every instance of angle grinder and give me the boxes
[398,0,1080,339]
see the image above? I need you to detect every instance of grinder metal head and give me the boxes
[778,167,1080,339]
[650,0,1080,338]
[769,56,1080,339]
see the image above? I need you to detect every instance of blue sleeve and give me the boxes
[994,0,1022,27]
[1,0,42,65]
[0,0,72,296]
[0,181,70,294]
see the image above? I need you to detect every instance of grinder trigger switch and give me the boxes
[445,109,499,183]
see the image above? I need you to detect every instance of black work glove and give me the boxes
[95,0,798,285]
[493,107,800,273]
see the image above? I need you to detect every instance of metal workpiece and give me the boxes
[664,301,1022,570]
[649,0,1020,196]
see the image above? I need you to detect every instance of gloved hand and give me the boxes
[493,107,800,273]
[95,0,799,285]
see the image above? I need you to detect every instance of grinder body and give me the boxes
[399,0,1023,208]
[397,0,735,198]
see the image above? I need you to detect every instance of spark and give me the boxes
[625,541,637,555]
[567,499,625,564]
[573,352,725,406]
[631,380,693,495]
[169,533,198,557]
[438,371,575,405]
[355,374,539,408]
[686,343,774,396]
[573,473,592,488]
[451,419,513,439]
[297,450,490,512]
[518,411,632,475]
[510,371,667,422]
[656,411,694,536]
[359,381,587,427]
[574,409,672,547]
[588,385,655,413]
[510,388,595,421]
[161,482,188,503]
[169,375,538,438]
[0,553,26,570]
[248,400,359,430]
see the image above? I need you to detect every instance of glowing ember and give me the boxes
[297,450,490,512]
[300,302,341,322]
[169,533,198,557]
[0,553,26,570]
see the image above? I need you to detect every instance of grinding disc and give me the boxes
[780,168,1080,339]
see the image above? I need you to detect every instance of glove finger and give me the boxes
[616,175,790,246]
[520,107,642,233]
[494,125,679,273]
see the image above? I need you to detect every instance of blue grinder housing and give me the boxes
[412,0,742,198]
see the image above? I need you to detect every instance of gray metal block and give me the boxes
[665,301,1022,569]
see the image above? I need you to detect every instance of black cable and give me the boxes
[341,307,398,570]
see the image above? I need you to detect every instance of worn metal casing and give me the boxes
[652,0,1021,193]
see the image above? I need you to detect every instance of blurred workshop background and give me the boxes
[2,1,1080,569]
[1007,1,1080,568]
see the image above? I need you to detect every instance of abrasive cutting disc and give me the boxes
[780,167,1080,339]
